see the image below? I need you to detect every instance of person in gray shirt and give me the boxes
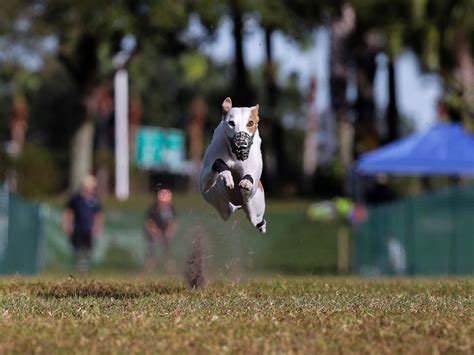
[144,188,178,274]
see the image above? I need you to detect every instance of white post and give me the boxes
[114,68,129,200]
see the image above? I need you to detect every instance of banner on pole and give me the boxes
[135,126,188,173]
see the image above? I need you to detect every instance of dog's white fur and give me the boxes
[199,97,266,233]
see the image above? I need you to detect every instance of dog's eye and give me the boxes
[228,121,235,127]
[247,121,254,127]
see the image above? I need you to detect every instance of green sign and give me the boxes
[135,127,186,172]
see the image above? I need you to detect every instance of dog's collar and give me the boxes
[228,131,254,161]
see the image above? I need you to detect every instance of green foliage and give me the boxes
[0,96,11,142]
[253,0,336,47]
[30,60,82,148]
[13,143,60,198]
[0,149,12,181]
[313,161,346,198]
[179,52,208,85]
[1,0,474,195]
[127,44,229,128]
[283,127,304,179]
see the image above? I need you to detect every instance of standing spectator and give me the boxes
[365,174,397,206]
[144,189,178,274]
[62,175,104,273]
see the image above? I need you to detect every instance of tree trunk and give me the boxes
[187,96,207,191]
[354,29,380,155]
[264,26,287,186]
[386,55,399,142]
[330,3,355,168]
[58,33,99,191]
[230,0,251,106]
[70,120,95,191]
[302,77,318,193]
[453,29,474,124]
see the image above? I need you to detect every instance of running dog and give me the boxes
[199,97,266,233]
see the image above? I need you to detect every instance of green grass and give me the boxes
[0,276,472,354]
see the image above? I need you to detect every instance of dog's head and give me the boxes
[221,97,260,161]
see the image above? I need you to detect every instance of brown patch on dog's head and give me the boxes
[247,105,259,134]
[222,97,232,114]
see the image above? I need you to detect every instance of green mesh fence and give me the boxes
[42,203,339,275]
[1,182,339,275]
[352,184,474,276]
[0,185,9,273]
[5,180,473,277]
[0,185,43,275]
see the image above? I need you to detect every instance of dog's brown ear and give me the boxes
[249,105,260,133]
[251,105,260,122]
[222,97,232,113]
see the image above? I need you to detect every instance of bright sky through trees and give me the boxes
[198,17,442,130]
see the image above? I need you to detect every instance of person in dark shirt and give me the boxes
[62,175,104,273]
[144,188,178,274]
[365,174,397,206]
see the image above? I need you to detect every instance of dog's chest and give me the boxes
[228,159,253,179]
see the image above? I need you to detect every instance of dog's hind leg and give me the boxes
[243,181,266,233]
[199,165,219,193]
[203,186,238,221]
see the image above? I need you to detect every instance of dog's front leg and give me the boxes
[201,159,234,193]
[238,174,254,201]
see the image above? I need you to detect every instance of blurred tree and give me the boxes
[359,0,415,144]
[329,3,356,168]
[252,0,332,191]
[349,0,417,149]
[353,0,474,137]
[2,0,472,196]
[302,77,318,193]
[410,0,474,128]
[0,0,220,191]
[353,28,381,152]
[229,0,253,106]
[351,0,409,147]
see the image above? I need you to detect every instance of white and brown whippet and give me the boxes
[199,97,266,233]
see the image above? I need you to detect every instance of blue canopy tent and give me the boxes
[353,122,474,276]
[357,122,474,176]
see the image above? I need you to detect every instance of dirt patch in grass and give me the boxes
[33,279,186,299]
[184,229,207,289]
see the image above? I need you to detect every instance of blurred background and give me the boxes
[0,0,473,277]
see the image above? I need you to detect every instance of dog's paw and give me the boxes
[239,178,253,191]
[219,170,234,189]
[256,219,266,234]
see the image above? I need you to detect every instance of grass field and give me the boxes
[0,276,472,354]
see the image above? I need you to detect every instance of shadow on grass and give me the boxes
[32,280,187,299]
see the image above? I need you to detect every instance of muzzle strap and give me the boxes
[212,159,230,173]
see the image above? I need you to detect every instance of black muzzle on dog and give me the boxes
[228,131,254,161]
